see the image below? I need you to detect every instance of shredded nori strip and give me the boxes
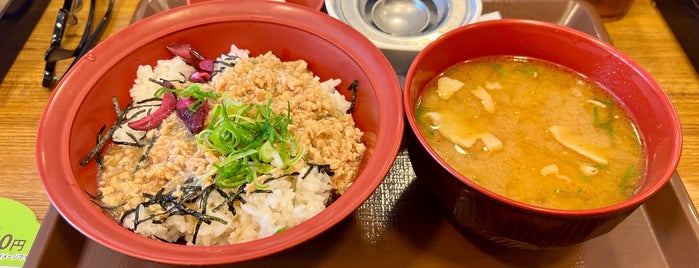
[110,105,148,148]
[181,185,203,202]
[212,67,225,78]
[152,235,171,242]
[93,125,107,170]
[184,176,196,184]
[112,162,339,244]
[113,141,143,147]
[192,184,219,245]
[136,97,163,104]
[346,80,359,114]
[125,129,145,144]
[216,54,239,67]
[80,97,135,166]
[212,183,247,214]
[133,130,160,173]
[263,172,300,184]
[303,163,335,179]
[212,54,240,78]
[112,97,122,114]
[85,190,124,212]
[149,78,175,89]
[121,185,228,233]
[252,189,273,194]
[149,76,186,89]
[84,190,101,200]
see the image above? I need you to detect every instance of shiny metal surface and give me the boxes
[370,0,431,36]
[326,0,482,74]
[326,0,482,49]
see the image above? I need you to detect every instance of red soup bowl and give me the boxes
[186,0,325,10]
[403,19,682,249]
[36,0,403,265]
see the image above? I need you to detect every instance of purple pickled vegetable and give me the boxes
[166,43,205,68]
[162,44,216,132]
[166,43,214,83]
[128,92,177,131]
[198,59,214,73]
[176,98,210,134]
[189,71,212,83]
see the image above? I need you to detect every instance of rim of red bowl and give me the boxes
[404,19,683,217]
[35,1,402,265]
[186,0,325,10]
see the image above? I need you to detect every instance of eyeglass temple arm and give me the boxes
[42,0,80,88]
[70,0,115,69]
[43,0,115,88]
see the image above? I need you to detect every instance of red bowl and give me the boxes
[36,1,403,265]
[186,0,325,10]
[403,19,682,249]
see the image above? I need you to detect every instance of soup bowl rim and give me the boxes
[403,18,683,217]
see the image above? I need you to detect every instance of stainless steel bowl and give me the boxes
[326,0,482,74]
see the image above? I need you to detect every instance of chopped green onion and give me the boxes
[155,83,221,111]
[493,63,506,75]
[516,67,537,76]
[592,98,615,136]
[259,141,277,163]
[196,98,304,188]
[619,164,642,195]
[580,174,591,183]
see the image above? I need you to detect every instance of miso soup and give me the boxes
[415,56,645,210]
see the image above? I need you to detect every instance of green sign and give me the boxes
[0,198,40,267]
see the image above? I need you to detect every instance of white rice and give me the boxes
[121,166,331,245]
[110,44,348,245]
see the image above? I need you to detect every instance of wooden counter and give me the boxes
[1,0,697,224]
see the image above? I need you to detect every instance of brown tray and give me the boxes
[25,0,699,267]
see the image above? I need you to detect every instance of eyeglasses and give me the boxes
[43,0,114,89]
